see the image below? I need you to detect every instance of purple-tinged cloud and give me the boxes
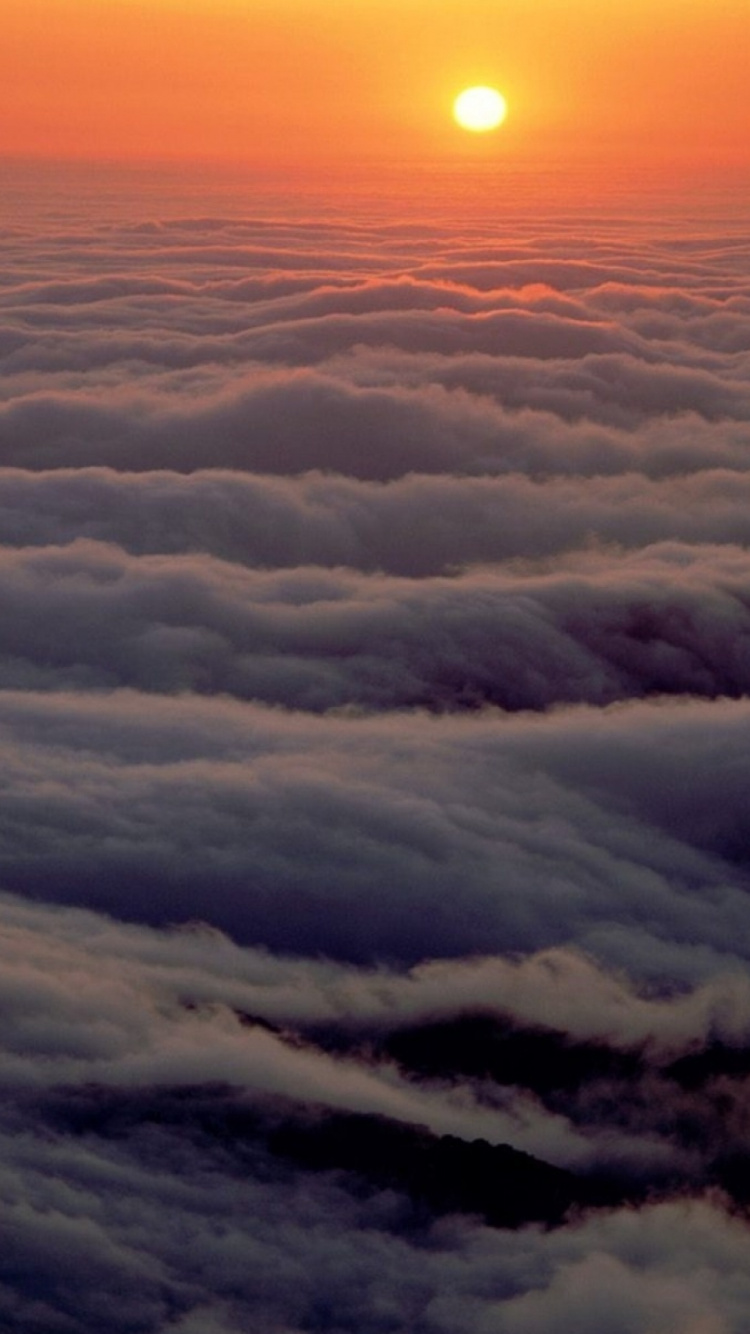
[4,171,750,1331]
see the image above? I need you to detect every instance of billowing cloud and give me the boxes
[2,891,750,1329]
[0,538,749,708]
[0,687,748,977]
[3,183,750,1329]
[4,466,750,575]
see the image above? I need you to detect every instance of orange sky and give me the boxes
[1,0,749,177]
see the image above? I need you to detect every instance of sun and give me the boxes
[453,86,508,134]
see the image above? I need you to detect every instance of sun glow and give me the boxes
[453,86,508,134]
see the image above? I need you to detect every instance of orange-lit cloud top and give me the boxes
[2,0,749,175]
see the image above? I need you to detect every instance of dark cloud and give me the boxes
[4,176,750,1329]
[4,1093,746,1334]
[2,891,750,1330]
[3,370,750,478]
[0,689,748,976]
[3,466,750,574]
[1,539,750,709]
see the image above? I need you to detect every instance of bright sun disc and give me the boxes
[453,86,507,133]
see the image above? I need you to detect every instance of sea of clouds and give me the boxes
[2,172,750,1331]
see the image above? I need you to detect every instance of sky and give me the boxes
[2,0,750,179]
[2,3,750,1333]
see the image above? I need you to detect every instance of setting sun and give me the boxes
[453,86,508,134]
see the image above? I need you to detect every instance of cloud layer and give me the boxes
[2,183,750,1330]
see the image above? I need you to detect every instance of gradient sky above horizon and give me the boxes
[2,0,749,180]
